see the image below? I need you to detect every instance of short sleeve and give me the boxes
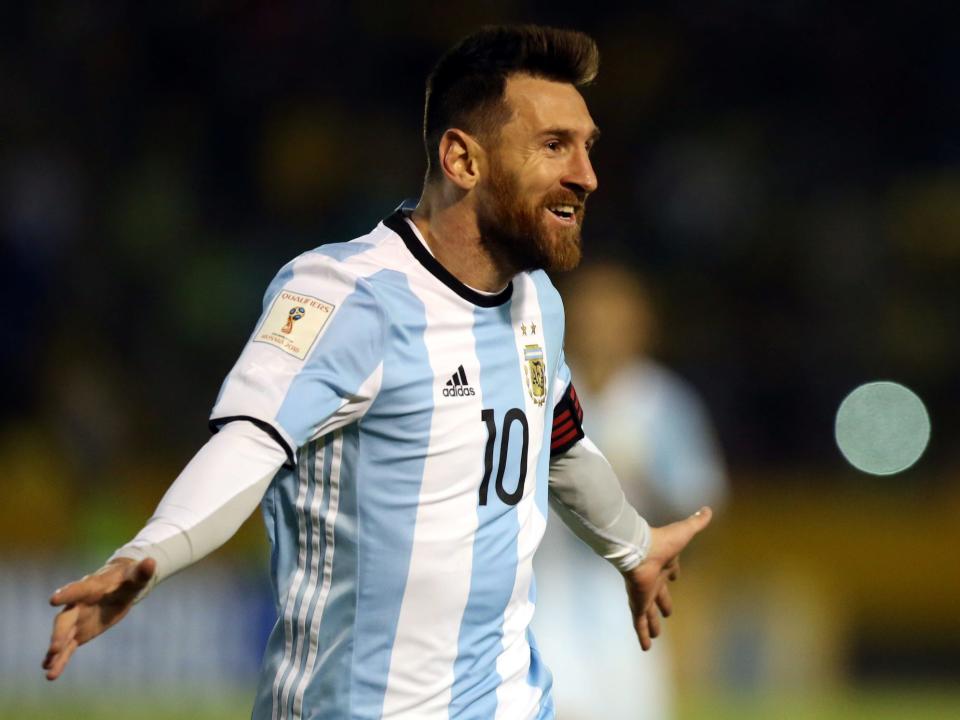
[210,252,386,464]
[550,349,585,456]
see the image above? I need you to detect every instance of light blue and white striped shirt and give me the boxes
[211,205,577,720]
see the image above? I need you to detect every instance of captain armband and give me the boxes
[550,382,585,456]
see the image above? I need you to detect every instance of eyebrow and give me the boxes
[539,126,602,144]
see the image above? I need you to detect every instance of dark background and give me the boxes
[3,2,959,716]
[5,2,958,471]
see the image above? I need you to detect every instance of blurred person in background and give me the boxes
[534,262,727,719]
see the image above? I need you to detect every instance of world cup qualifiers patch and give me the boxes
[254,291,335,360]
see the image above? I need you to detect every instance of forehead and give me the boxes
[501,74,596,137]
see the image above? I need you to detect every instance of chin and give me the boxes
[544,246,582,272]
[539,231,582,272]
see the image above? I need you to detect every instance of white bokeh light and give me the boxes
[835,381,931,475]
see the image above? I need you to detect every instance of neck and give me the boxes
[410,186,516,293]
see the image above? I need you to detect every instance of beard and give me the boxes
[476,155,585,273]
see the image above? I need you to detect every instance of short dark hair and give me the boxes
[423,24,599,182]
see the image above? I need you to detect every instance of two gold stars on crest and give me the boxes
[520,322,537,336]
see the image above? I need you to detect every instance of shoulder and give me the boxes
[254,226,407,344]
[619,360,708,416]
[527,269,561,298]
[278,222,390,280]
[264,220,408,302]
[525,270,565,312]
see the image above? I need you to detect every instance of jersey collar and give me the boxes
[383,203,514,308]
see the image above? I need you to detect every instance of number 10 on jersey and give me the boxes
[478,408,530,506]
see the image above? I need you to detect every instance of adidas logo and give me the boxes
[442,365,476,397]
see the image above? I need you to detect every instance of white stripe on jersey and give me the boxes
[276,440,327,718]
[380,281,485,718]
[494,274,549,719]
[292,431,344,718]
[272,443,323,720]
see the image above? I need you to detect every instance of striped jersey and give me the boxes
[210,205,585,720]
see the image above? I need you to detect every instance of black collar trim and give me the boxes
[382,209,513,308]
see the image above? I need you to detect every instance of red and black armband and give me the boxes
[551,383,585,456]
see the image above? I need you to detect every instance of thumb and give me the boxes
[655,506,713,558]
[683,506,713,535]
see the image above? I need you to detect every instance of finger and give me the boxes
[50,577,107,607]
[656,585,673,617]
[666,557,680,582]
[42,623,76,670]
[45,637,79,681]
[42,630,69,670]
[635,612,651,651]
[646,605,661,639]
[49,605,79,651]
[45,637,78,680]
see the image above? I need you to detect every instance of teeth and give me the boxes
[549,205,576,215]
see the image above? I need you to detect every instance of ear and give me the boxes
[438,129,483,190]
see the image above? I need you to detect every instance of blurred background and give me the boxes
[3,2,959,718]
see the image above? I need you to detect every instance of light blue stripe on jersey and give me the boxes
[347,268,434,719]
[449,301,529,719]
[526,627,554,719]
[314,240,377,264]
[528,271,564,528]
[215,241,378,421]
[275,273,383,448]
[265,240,376,307]
[526,271,566,715]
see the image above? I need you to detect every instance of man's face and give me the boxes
[475,74,600,273]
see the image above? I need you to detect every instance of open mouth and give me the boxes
[546,204,578,225]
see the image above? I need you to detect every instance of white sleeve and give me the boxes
[109,420,286,600]
[548,436,651,573]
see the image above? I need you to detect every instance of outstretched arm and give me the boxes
[621,507,711,650]
[548,437,711,650]
[43,420,286,680]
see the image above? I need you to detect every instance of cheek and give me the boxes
[517,161,557,197]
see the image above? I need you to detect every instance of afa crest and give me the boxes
[523,344,547,406]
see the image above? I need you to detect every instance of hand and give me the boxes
[623,507,712,651]
[43,557,156,680]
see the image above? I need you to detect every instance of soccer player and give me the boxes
[535,264,728,718]
[43,25,712,719]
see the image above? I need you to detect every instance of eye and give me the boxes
[545,140,562,152]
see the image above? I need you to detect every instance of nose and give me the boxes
[563,147,598,197]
